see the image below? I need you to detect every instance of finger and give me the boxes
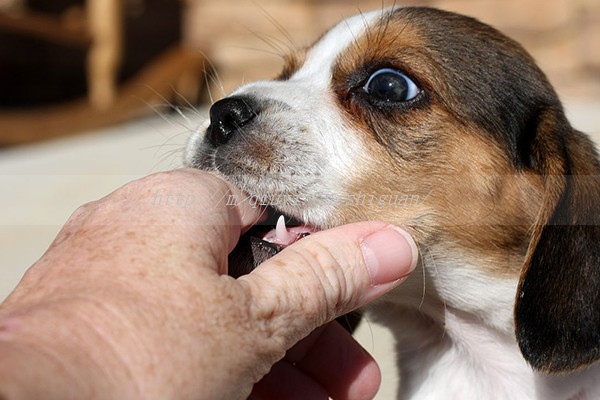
[173,169,264,251]
[249,360,329,400]
[132,169,264,272]
[286,322,380,400]
[65,169,264,251]
[250,323,379,400]
[239,221,418,355]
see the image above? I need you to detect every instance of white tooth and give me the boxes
[276,215,288,242]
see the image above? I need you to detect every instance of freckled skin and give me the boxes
[0,169,411,400]
[0,171,268,399]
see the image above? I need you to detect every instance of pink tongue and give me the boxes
[262,215,317,246]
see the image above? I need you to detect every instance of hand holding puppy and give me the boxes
[0,169,417,400]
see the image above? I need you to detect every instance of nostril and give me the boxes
[207,96,258,146]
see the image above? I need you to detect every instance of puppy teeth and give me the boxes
[275,215,290,243]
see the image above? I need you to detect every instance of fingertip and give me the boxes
[360,226,418,287]
[345,358,381,400]
[288,322,381,400]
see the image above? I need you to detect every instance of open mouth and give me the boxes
[262,212,318,246]
[228,206,320,278]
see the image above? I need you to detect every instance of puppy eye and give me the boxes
[363,68,420,103]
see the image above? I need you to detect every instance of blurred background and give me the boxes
[0,0,598,143]
[0,1,598,397]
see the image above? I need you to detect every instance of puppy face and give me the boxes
[186,7,600,374]
[186,7,546,245]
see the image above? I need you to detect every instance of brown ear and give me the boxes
[515,107,600,374]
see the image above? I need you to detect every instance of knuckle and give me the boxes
[244,240,361,344]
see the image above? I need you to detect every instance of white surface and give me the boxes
[0,110,204,299]
[0,101,598,399]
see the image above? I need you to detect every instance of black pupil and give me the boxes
[369,73,409,102]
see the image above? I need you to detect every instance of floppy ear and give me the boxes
[515,107,600,374]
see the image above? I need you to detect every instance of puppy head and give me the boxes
[186,7,550,233]
[185,7,600,374]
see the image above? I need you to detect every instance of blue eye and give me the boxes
[363,68,420,103]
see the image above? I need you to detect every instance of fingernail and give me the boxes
[361,227,418,286]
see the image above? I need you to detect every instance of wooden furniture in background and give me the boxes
[0,0,597,145]
[0,0,121,110]
[0,0,205,145]
[86,0,121,110]
[0,46,204,145]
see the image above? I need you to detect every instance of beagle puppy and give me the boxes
[185,6,600,399]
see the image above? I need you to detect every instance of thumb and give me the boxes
[238,221,418,349]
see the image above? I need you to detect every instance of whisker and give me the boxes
[228,43,287,59]
[195,49,226,100]
[422,247,448,340]
[251,0,298,52]
[155,146,186,167]
[172,88,204,119]
[418,242,428,311]
[240,29,289,58]
[361,314,376,353]
[139,140,186,152]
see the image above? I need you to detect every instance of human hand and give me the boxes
[0,169,417,400]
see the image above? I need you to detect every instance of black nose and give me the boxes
[207,96,257,146]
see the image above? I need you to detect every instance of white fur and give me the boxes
[371,252,600,399]
[377,304,600,400]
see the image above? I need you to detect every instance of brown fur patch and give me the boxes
[327,8,549,277]
[516,106,600,373]
[277,49,307,80]
[337,107,543,277]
